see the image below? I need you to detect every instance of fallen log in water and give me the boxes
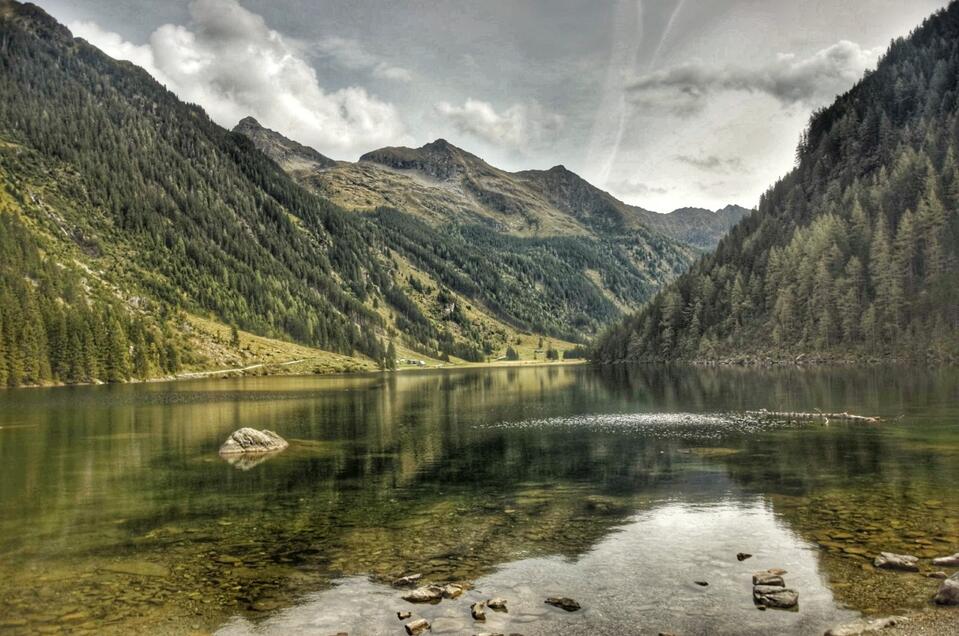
[746,409,881,423]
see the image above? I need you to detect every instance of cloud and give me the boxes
[673,154,746,174]
[626,40,881,115]
[70,0,409,158]
[314,36,413,82]
[434,99,562,151]
[605,179,671,199]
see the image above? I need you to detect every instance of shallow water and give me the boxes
[0,365,957,635]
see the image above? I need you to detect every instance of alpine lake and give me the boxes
[0,365,957,635]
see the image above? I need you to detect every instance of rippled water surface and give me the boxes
[1,365,957,635]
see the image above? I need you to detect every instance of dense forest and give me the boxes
[593,3,959,364]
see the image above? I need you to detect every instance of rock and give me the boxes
[545,597,581,612]
[754,567,787,578]
[932,553,959,567]
[873,552,919,572]
[471,602,486,621]
[474,633,505,636]
[442,584,464,599]
[934,571,959,605]
[694,581,709,587]
[824,616,906,635]
[100,560,170,578]
[487,597,508,611]
[218,428,288,454]
[403,585,445,603]
[397,611,412,620]
[405,618,431,635]
[393,574,423,587]
[737,553,753,561]
[753,585,799,609]
[752,573,785,587]
[928,572,948,580]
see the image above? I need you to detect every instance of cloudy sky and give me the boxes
[37,0,949,212]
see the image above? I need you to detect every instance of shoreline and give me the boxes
[0,357,589,391]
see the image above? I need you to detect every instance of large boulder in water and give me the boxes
[873,552,918,572]
[219,428,288,454]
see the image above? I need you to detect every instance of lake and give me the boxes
[0,365,957,635]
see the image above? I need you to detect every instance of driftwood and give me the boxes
[746,408,881,424]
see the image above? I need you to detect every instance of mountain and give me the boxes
[636,204,751,251]
[593,3,959,364]
[0,1,706,386]
[249,119,748,251]
[233,116,337,173]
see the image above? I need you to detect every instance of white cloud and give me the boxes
[314,36,413,82]
[70,0,409,158]
[435,98,562,150]
[626,40,882,115]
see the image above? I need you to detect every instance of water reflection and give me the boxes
[0,366,956,634]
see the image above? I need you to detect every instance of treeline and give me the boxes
[593,3,959,363]
[0,210,183,386]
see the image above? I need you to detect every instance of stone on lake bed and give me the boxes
[736,552,752,561]
[397,611,412,620]
[402,585,445,603]
[753,585,799,609]
[824,615,906,635]
[545,597,581,612]
[471,601,486,621]
[100,560,169,578]
[442,584,464,599]
[932,553,959,567]
[927,572,948,580]
[393,573,423,587]
[934,572,959,605]
[754,567,787,577]
[694,581,709,587]
[405,618,430,635]
[873,552,919,571]
[752,573,785,587]
[218,428,288,454]
[487,597,508,611]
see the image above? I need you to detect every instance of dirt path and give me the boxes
[175,358,306,379]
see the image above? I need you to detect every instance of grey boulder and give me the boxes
[932,553,959,567]
[934,572,959,605]
[753,585,798,609]
[219,428,288,454]
[873,552,919,572]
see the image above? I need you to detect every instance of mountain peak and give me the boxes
[232,116,335,171]
[1,0,72,41]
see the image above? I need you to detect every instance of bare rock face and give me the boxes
[934,572,959,605]
[218,428,289,455]
[824,616,906,635]
[873,552,919,572]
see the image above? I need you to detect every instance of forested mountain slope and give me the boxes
[593,3,959,364]
[0,0,711,386]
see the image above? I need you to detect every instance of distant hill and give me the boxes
[636,204,751,251]
[593,2,959,364]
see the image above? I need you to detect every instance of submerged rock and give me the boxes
[752,573,785,587]
[471,601,486,621]
[393,574,423,587]
[753,585,798,609]
[737,553,753,561]
[928,572,948,580]
[442,584,464,599]
[487,597,508,611]
[824,616,906,635]
[694,581,709,587]
[873,552,919,572]
[402,585,445,603]
[934,572,959,605]
[397,611,412,620]
[932,553,959,567]
[218,428,288,454]
[405,618,430,635]
[545,597,581,612]
[754,567,787,578]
